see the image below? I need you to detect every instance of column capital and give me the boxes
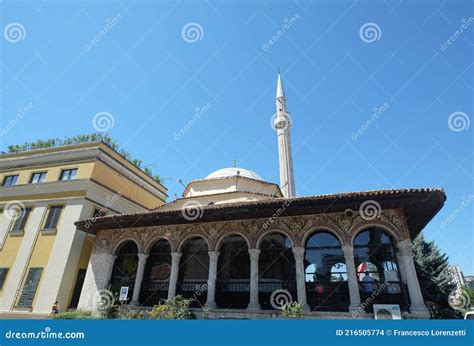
[171,252,182,260]
[137,253,149,261]
[208,251,220,261]
[397,240,413,256]
[342,245,354,256]
[292,246,305,259]
[248,248,261,256]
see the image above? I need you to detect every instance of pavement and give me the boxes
[0,312,49,319]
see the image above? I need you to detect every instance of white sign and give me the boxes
[373,304,402,320]
[119,286,129,301]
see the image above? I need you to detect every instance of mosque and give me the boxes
[75,74,446,318]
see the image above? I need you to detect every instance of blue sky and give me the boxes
[1,0,472,274]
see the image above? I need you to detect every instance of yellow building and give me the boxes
[0,141,167,314]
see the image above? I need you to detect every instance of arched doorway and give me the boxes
[109,241,138,302]
[304,231,349,311]
[216,235,250,309]
[176,237,209,307]
[353,227,408,312]
[258,232,296,309]
[139,239,171,306]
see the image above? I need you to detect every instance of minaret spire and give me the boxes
[273,72,296,198]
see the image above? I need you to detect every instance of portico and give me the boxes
[76,188,445,319]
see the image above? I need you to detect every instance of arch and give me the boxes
[258,231,297,309]
[109,240,139,302]
[302,228,344,248]
[256,228,294,249]
[350,221,401,246]
[176,236,210,307]
[140,239,172,306]
[352,226,408,312]
[304,231,349,311]
[216,231,251,251]
[144,235,174,253]
[113,238,139,255]
[216,234,251,309]
[177,234,211,252]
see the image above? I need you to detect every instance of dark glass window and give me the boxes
[30,172,47,184]
[177,237,209,307]
[2,175,18,186]
[353,227,407,312]
[17,268,43,308]
[140,239,172,306]
[11,208,32,233]
[258,232,297,309]
[59,168,78,181]
[43,206,63,229]
[110,241,139,300]
[0,268,9,289]
[304,231,349,311]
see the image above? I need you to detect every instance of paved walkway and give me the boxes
[0,312,48,319]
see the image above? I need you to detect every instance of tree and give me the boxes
[412,235,458,318]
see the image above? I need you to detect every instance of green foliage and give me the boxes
[3,133,161,183]
[125,310,146,319]
[201,307,211,319]
[52,310,95,320]
[412,235,456,318]
[97,291,120,319]
[149,295,194,320]
[281,301,304,318]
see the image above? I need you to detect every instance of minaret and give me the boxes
[273,72,296,198]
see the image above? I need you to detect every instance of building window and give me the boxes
[0,268,9,290]
[30,172,47,184]
[2,175,19,187]
[42,205,63,230]
[59,168,78,181]
[10,208,32,235]
[17,268,43,308]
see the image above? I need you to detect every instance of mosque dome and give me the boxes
[205,167,263,181]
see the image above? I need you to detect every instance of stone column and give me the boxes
[131,253,149,306]
[167,252,182,299]
[77,251,117,312]
[247,249,261,310]
[205,251,220,308]
[397,240,430,317]
[342,245,361,313]
[292,247,309,310]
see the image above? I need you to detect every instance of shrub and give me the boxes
[281,302,304,318]
[97,291,119,319]
[52,310,95,320]
[149,295,194,320]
